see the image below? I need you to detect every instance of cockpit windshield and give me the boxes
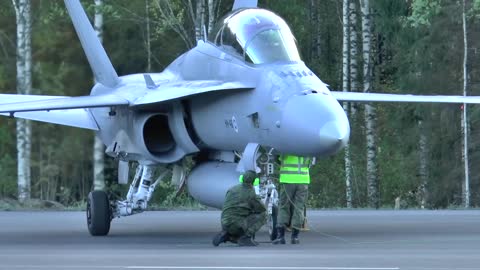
[209,9,301,64]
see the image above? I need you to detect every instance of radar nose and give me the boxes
[274,94,350,156]
[318,120,349,154]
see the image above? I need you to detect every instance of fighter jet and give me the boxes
[2,0,480,238]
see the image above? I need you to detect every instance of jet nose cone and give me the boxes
[319,120,349,154]
[274,94,350,156]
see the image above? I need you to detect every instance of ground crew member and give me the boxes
[239,174,260,194]
[272,155,310,244]
[212,170,267,246]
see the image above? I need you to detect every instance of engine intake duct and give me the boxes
[143,114,175,154]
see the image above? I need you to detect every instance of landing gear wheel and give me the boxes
[268,205,278,241]
[86,190,111,236]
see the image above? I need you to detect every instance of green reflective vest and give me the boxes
[239,175,260,186]
[279,155,311,184]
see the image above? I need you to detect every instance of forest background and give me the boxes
[1,0,480,210]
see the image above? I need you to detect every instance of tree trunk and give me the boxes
[195,0,206,41]
[360,0,378,209]
[13,0,32,202]
[146,0,152,72]
[418,120,428,209]
[93,0,105,191]
[342,0,353,208]
[461,0,470,208]
[207,0,215,36]
[349,0,358,93]
[310,0,321,61]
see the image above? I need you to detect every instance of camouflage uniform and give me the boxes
[221,183,267,238]
[277,183,308,229]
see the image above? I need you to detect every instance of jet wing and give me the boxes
[0,109,99,130]
[0,94,129,113]
[0,94,66,103]
[331,91,480,104]
[0,94,129,130]
[131,80,254,109]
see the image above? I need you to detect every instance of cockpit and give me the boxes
[208,9,301,64]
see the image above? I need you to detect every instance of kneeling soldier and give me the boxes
[212,170,266,246]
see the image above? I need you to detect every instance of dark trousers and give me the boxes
[223,212,267,238]
[277,183,308,230]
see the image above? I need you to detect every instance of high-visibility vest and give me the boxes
[279,155,311,184]
[239,175,260,186]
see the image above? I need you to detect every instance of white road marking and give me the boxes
[0,266,400,270]
[126,267,400,270]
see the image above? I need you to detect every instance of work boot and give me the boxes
[291,228,300,244]
[212,231,228,246]
[237,235,257,246]
[272,227,286,245]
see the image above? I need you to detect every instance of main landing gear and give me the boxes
[86,190,111,236]
[86,164,165,236]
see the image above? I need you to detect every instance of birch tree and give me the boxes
[155,0,221,49]
[407,0,470,207]
[207,0,216,36]
[93,0,105,191]
[418,120,428,208]
[342,0,353,208]
[12,0,32,202]
[461,0,470,208]
[360,0,379,209]
[146,0,152,72]
[349,0,358,94]
[405,0,441,208]
[194,0,206,41]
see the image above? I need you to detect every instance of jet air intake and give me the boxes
[143,115,175,154]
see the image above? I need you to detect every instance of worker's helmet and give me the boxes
[242,170,257,185]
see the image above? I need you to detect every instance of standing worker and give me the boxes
[272,155,311,244]
[212,170,267,246]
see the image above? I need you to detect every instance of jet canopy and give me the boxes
[209,9,301,64]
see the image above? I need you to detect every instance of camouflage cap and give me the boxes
[242,170,257,185]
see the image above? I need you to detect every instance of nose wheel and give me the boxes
[86,190,112,236]
[268,205,278,241]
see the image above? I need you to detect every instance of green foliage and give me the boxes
[308,154,348,208]
[472,0,480,18]
[0,154,17,199]
[407,0,442,27]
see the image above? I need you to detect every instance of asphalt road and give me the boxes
[0,210,480,270]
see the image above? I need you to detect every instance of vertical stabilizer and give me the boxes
[64,0,119,88]
[232,0,258,10]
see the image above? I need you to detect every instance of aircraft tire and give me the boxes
[86,190,111,236]
[268,205,278,241]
